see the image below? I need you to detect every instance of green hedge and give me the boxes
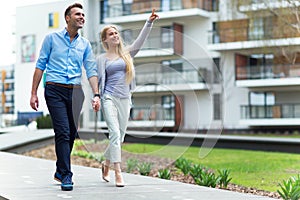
[36,114,53,129]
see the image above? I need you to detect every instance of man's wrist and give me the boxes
[94,94,100,98]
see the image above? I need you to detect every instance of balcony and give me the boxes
[240,104,300,126]
[2,83,15,92]
[128,106,174,127]
[134,67,208,93]
[101,0,217,23]
[237,63,300,80]
[2,106,14,114]
[236,63,300,87]
[208,18,300,46]
[238,0,300,13]
[88,106,174,128]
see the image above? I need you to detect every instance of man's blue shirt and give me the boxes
[36,28,97,85]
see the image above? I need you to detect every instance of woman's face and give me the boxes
[104,27,120,46]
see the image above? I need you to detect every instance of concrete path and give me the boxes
[0,129,278,200]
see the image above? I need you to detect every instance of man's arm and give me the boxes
[88,76,99,95]
[30,68,43,111]
[88,76,100,112]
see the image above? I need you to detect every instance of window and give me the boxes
[122,0,133,15]
[212,22,220,44]
[213,58,221,83]
[213,93,222,120]
[250,92,274,105]
[249,17,273,40]
[100,0,108,23]
[249,17,264,40]
[162,95,175,120]
[263,17,273,39]
[249,92,275,118]
[122,29,133,45]
[161,60,183,72]
[161,0,170,11]
[248,54,274,79]
[170,0,182,10]
[161,26,173,48]
[160,60,183,84]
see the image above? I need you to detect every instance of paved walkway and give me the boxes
[0,129,277,200]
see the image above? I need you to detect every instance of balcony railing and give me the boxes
[238,0,298,12]
[135,68,205,85]
[102,0,218,19]
[130,106,173,121]
[236,63,300,80]
[209,23,300,44]
[241,104,300,119]
[89,106,174,123]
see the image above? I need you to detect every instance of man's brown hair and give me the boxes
[64,3,83,19]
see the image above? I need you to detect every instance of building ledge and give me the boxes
[240,118,300,126]
[134,83,207,93]
[236,77,300,88]
[104,8,210,24]
[207,37,300,51]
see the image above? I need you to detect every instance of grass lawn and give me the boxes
[122,143,300,192]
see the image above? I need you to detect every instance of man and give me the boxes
[30,3,100,191]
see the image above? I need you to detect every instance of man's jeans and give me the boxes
[45,84,84,179]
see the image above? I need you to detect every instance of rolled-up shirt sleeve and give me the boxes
[36,34,51,71]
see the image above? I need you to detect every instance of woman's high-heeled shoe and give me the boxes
[115,170,125,187]
[101,161,110,182]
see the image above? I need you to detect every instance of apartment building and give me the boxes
[208,0,300,130]
[0,65,15,126]
[82,0,221,132]
[14,0,299,132]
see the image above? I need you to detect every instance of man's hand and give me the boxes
[92,96,100,112]
[30,94,39,111]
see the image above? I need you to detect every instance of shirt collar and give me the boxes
[62,28,80,40]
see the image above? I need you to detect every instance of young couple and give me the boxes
[30,3,159,191]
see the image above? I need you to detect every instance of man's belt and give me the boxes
[46,82,81,89]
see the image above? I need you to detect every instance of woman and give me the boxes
[96,9,159,187]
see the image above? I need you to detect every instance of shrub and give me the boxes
[36,114,53,129]
[218,169,232,188]
[137,162,152,176]
[126,158,139,173]
[194,170,220,188]
[174,157,192,175]
[158,168,171,180]
[277,175,300,200]
[189,164,205,178]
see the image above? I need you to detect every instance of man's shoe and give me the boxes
[61,176,73,191]
[54,172,62,183]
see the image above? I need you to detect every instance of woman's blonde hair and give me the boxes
[100,25,134,84]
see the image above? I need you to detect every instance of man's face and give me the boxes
[66,7,85,29]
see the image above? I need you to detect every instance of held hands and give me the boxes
[149,9,159,22]
[92,96,100,112]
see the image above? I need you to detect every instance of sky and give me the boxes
[0,0,54,66]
